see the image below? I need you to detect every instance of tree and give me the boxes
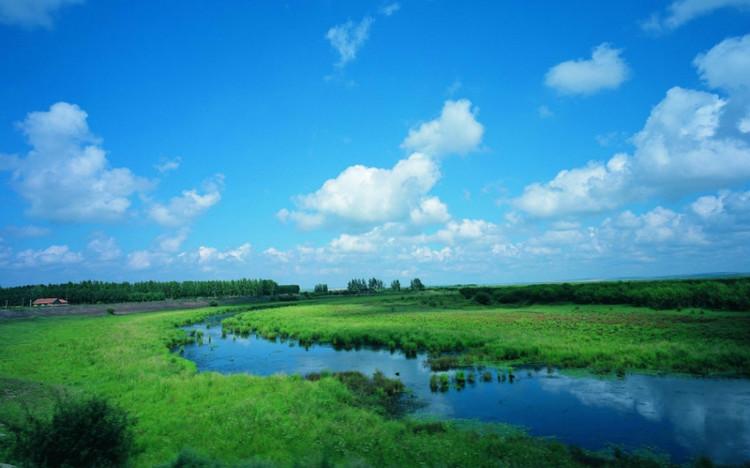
[390,280,401,291]
[314,284,328,294]
[410,278,425,291]
[347,278,367,293]
[368,278,384,291]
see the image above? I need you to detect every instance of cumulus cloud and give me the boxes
[326,16,373,67]
[513,155,631,217]
[433,218,501,245]
[280,99,484,229]
[16,244,82,267]
[284,153,440,228]
[409,196,451,225]
[401,99,484,157]
[545,43,630,95]
[642,0,750,32]
[0,0,82,28]
[514,85,750,217]
[1,102,149,222]
[87,234,121,261]
[148,175,223,227]
[694,34,750,92]
[330,233,377,253]
[197,243,251,264]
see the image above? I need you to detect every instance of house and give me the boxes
[32,298,69,306]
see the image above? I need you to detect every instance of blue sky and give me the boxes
[1,0,749,287]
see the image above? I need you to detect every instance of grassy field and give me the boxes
[0,291,748,466]
[224,291,750,376]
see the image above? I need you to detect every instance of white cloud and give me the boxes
[401,99,484,157]
[286,153,439,227]
[263,247,291,263]
[1,102,149,222]
[87,234,121,261]
[0,0,82,28]
[513,155,631,217]
[380,3,400,16]
[545,43,630,95]
[410,246,452,263]
[330,233,377,253]
[158,229,188,252]
[154,157,181,174]
[197,243,251,264]
[642,0,750,32]
[3,225,49,238]
[514,86,750,217]
[127,250,153,270]
[409,196,451,225]
[148,175,223,227]
[326,16,373,67]
[694,34,750,92]
[434,218,501,244]
[16,244,82,267]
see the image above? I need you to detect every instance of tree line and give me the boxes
[0,279,300,306]
[459,277,750,311]
[311,278,426,295]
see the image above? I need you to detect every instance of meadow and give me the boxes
[223,291,750,376]
[0,289,748,466]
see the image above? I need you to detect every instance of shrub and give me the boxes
[474,292,492,305]
[209,300,219,307]
[106,308,115,315]
[11,395,135,468]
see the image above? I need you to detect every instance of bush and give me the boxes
[474,292,492,305]
[106,308,115,315]
[11,395,135,467]
[209,300,219,307]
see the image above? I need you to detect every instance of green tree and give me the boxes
[390,280,401,291]
[410,278,425,291]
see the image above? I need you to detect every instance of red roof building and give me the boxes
[32,298,69,306]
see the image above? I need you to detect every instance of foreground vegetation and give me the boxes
[0,303,674,467]
[1,286,748,466]
[223,292,750,375]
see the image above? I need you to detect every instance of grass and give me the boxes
[0,303,659,467]
[222,291,750,376]
[0,292,746,466]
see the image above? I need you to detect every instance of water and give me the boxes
[180,320,750,464]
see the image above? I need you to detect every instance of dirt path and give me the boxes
[0,296,263,320]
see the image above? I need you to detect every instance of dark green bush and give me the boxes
[474,291,493,305]
[11,395,135,467]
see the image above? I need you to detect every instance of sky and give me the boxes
[0,0,749,288]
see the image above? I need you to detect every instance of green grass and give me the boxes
[223,292,750,376]
[1,292,746,466]
[0,303,654,467]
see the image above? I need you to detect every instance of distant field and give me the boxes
[1,290,748,466]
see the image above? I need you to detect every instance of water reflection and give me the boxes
[179,321,750,464]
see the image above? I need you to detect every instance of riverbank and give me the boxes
[1,294,748,466]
